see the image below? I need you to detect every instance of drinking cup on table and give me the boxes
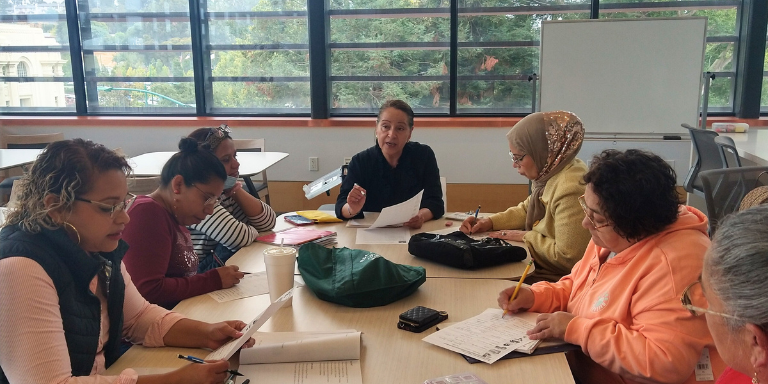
[263,246,297,307]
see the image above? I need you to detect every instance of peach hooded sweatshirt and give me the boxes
[528,206,725,384]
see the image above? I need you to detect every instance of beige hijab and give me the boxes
[506,111,585,230]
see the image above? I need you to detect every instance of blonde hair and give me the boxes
[4,139,131,233]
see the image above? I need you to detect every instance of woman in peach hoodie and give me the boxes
[499,149,725,384]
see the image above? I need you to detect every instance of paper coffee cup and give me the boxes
[263,246,297,306]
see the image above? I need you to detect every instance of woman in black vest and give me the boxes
[0,139,253,384]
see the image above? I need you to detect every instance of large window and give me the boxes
[0,0,762,116]
[0,1,72,112]
[762,28,768,112]
[329,1,450,114]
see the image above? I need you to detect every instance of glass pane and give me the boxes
[212,50,309,77]
[456,80,534,113]
[332,81,449,112]
[331,0,447,10]
[211,82,310,112]
[600,8,738,36]
[705,42,734,72]
[332,50,448,76]
[90,81,195,112]
[459,0,589,5]
[331,17,449,43]
[762,43,767,111]
[209,18,308,45]
[79,0,195,113]
[707,76,733,112]
[0,81,73,111]
[208,0,306,13]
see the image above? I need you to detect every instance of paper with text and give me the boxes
[368,190,423,228]
[205,288,293,361]
[207,272,270,303]
[422,308,539,364]
[238,360,362,384]
[346,212,379,228]
[355,227,411,244]
[241,330,361,364]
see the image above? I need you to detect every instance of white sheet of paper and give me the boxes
[207,272,270,303]
[238,360,362,384]
[345,212,378,228]
[241,331,361,364]
[355,227,411,244]
[205,288,293,361]
[368,190,423,228]
[422,308,538,364]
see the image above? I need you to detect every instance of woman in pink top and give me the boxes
[694,206,768,384]
[123,138,245,309]
[0,139,254,384]
[498,149,724,384]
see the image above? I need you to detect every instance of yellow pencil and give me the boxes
[502,260,534,318]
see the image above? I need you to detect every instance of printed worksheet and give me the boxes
[238,360,362,384]
[369,190,423,228]
[207,272,270,303]
[422,308,539,364]
[355,227,411,244]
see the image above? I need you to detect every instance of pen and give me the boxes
[354,182,365,196]
[469,205,481,235]
[242,380,251,384]
[176,354,243,376]
[502,259,534,318]
[212,252,250,274]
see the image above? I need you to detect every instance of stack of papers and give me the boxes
[422,308,542,364]
[238,330,363,384]
[256,227,337,247]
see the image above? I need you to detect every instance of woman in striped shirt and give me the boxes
[188,125,277,272]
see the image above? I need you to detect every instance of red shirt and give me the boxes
[716,367,753,384]
[123,195,222,308]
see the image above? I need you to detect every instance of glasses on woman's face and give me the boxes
[192,184,221,207]
[75,193,137,218]
[680,280,742,320]
[578,194,611,229]
[509,151,527,165]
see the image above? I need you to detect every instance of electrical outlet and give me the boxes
[344,157,352,165]
[309,157,319,171]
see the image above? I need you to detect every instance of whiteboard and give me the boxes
[540,18,707,135]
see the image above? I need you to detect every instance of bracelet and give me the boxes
[347,205,358,217]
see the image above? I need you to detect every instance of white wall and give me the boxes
[0,125,691,184]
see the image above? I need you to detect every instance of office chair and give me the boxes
[700,166,768,236]
[682,124,724,197]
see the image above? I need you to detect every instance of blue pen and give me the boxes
[469,205,481,235]
[177,354,243,376]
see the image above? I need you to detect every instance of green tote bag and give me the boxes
[297,242,426,308]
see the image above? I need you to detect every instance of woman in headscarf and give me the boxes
[460,111,591,282]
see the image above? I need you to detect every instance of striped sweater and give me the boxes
[188,195,276,259]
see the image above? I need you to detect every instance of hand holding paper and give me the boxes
[369,190,423,228]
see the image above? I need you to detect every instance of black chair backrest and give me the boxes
[7,142,50,149]
[682,124,723,194]
[700,165,768,236]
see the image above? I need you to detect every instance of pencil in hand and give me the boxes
[502,259,534,318]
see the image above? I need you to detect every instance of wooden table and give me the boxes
[722,129,768,166]
[129,151,289,177]
[0,148,42,170]
[106,279,574,384]
[227,214,532,280]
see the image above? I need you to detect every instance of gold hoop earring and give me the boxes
[63,221,81,245]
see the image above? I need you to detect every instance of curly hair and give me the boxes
[377,100,414,129]
[4,139,131,233]
[583,149,680,241]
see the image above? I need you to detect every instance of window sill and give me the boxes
[0,115,766,128]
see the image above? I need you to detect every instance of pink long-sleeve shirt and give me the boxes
[0,256,185,384]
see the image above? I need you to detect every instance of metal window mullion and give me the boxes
[308,0,330,119]
[449,0,458,116]
[65,0,87,114]
[734,0,767,118]
[591,0,599,19]
[189,0,209,115]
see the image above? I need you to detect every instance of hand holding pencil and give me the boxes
[498,260,535,316]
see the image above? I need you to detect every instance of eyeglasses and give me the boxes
[578,194,611,229]
[75,193,136,218]
[509,151,526,165]
[680,280,742,320]
[192,184,221,206]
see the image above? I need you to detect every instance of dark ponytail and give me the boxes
[160,137,227,187]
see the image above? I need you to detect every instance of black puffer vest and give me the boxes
[0,224,127,382]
